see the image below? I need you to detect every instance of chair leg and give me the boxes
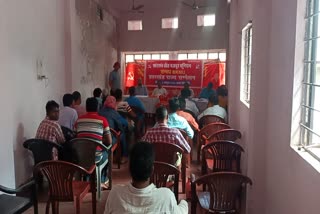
[197,138,201,164]
[96,166,101,200]
[108,153,113,190]
[181,162,186,194]
[91,179,97,214]
[51,201,58,214]
[45,200,50,214]
[75,197,80,214]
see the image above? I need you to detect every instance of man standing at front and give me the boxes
[109,62,121,96]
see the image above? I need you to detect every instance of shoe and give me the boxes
[101,180,109,190]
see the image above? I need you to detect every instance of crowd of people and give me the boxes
[33,61,229,213]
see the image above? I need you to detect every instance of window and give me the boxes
[208,53,219,60]
[300,0,320,156]
[128,20,143,31]
[219,53,227,62]
[188,53,198,59]
[160,54,170,60]
[162,17,178,29]
[125,55,134,63]
[178,54,188,60]
[197,14,216,27]
[240,22,253,106]
[151,54,160,60]
[143,54,151,60]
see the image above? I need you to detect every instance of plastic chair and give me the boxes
[0,179,38,214]
[151,161,180,202]
[179,129,193,163]
[34,160,96,214]
[153,142,187,194]
[199,115,225,128]
[63,138,108,200]
[60,126,76,142]
[197,123,231,163]
[110,128,121,169]
[130,106,146,139]
[201,141,244,175]
[207,129,242,142]
[191,172,252,214]
[23,139,63,164]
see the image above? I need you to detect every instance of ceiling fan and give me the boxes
[182,0,207,10]
[128,0,144,13]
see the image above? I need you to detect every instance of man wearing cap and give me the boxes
[109,62,121,95]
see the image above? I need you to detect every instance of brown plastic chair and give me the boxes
[179,129,193,163]
[0,179,38,214]
[108,128,121,190]
[110,128,121,169]
[34,160,96,214]
[153,142,187,194]
[197,123,231,163]
[150,161,180,202]
[201,141,244,175]
[130,106,146,139]
[207,129,242,142]
[191,172,252,214]
[199,115,225,128]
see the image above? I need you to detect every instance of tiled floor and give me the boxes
[25,150,203,214]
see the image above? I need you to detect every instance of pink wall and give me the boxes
[117,1,229,52]
[229,0,320,213]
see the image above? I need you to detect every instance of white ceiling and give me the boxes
[105,0,219,13]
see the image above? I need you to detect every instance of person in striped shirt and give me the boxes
[74,97,112,187]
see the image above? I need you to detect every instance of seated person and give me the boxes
[36,100,65,160]
[58,93,78,130]
[152,81,167,97]
[135,78,148,96]
[197,93,228,121]
[74,97,112,188]
[99,96,129,162]
[114,89,136,119]
[179,82,194,98]
[104,142,188,214]
[177,98,199,131]
[217,85,228,109]
[125,87,146,120]
[125,87,146,138]
[168,98,194,139]
[141,106,190,154]
[36,100,65,144]
[180,89,199,116]
[93,87,103,111]
[199,82,216,99]
[72,91,86,117]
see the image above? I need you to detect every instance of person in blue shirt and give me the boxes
[167,98,194,139]
[199,82,216,99]
[125,87,146,139]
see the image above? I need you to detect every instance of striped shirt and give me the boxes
[36,118,65,144]
[141,123,191,153]
[74,112,111,150]
[116,101,132,113]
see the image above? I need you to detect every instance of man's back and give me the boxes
[197,105,227,121]
[58,106,78,130]
[141,123,190,153]
[104,183,188,214]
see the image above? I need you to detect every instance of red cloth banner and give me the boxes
[145,60,203,88]
[203,61,225,89]
[125,61,145,87]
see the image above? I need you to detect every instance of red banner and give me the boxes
[125,61,145,87]
[145,60,203,88]
[203,61,225,89]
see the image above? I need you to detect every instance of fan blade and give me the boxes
[134,5,144,10]
[182,1,193,7]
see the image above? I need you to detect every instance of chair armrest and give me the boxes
[84,165,96,175]
[0,179,35,194]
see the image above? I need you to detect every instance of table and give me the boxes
[191,98,209,113]
[123,95,160,113]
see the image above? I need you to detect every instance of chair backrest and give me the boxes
[64,138,108,170]
[202,141,244,172]
[179,129,191,142]
[207,129,242,142]
[199,115,225,128]
[34,161,92,202]
[199,122,231,140]
[150,161,180,202]
[109,128,120,152]
[153,142,184,164]
[60,126,76,142]
[23,139,62,165]
[192,172,252,213]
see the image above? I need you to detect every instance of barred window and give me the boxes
[240,22,253,106]
[300,0,320,158]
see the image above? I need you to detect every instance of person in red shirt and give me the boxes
[74,97,112,187]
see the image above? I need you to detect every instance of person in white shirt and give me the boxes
[180,89,199,116]
[135,78,149,96]
[104,142,188,214]
[197,93,227,121]
[152,81,167,97]
[58,93,78,130]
